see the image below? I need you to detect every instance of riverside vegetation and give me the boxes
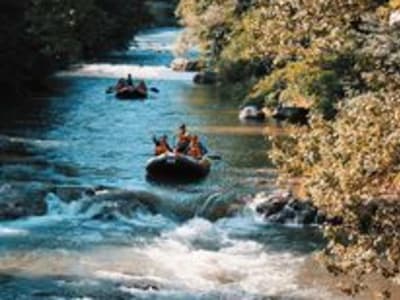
[176,0,400,296]
[0,0,150,98]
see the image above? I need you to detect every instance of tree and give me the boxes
[0,0,149,98]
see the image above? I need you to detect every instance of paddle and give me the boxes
[106,86,115,94]
[207,154,223,160]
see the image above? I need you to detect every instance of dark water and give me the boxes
[0,28,331,300]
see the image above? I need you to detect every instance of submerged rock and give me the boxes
[239,105,266,122]
[0,135,36,158]
[0,183,48,220]
[88,189,164,219]
[51,185,98,203]
[196,192,244,221]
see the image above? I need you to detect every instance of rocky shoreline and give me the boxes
[250,190,343,227]
[300,256,400,300]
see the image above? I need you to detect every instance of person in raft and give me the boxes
[153,135,172,155]
[127,74,134,86]
[116,78,127,91]
[175,124,192,154]
[136,80,148,94]
[187,135,203,159]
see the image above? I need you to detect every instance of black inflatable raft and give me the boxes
[116,89,147,100]
[146,153,211,182]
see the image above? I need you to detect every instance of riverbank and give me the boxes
[176,1,400,296]
[300,256,400,300]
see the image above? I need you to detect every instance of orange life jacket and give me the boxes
[188,143,202,159]
[178,132,191,144]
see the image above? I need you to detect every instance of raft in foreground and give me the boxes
[146,153,211,182]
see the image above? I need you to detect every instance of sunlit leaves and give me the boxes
[271,93,400,286]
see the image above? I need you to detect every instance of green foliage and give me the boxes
[178,0,400,292]
[0,0,149,98]
[177,0,400,115]
[217,57,270,83]
[271,93,400,291]
[307,71,342,119]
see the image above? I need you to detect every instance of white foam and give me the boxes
[132,27,182,52]
[0,134,64,149]
[0,216,337,299]
[164,218,220,244]
[0,227,28,237]
[73,218,332,298]
[57,64,195,81]
[46,193,92,217]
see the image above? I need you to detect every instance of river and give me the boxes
[0,28,337,300]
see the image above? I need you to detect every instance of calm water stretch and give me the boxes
[0,28,334,299]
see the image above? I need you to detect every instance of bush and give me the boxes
[0,0,149,98]
[271,92,400,291]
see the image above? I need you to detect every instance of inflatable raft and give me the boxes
[116,88,147,100]
[146,153,211,182]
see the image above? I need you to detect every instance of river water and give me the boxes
[0,28,335,299]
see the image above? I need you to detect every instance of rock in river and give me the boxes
[254,190,322,225]
[0,183,48,220]
[193,71,218,85]
[171,58,204,72]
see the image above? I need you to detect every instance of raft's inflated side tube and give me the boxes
[146,153,211,182]
[116,89,147,100]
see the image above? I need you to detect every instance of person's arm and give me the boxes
[153,136,159,145]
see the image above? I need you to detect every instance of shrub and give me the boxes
[271,92,400,291]
[0,0,149,98]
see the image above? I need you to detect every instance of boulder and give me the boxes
[268,207,296,224]
[193,71,217,85]
[256,197,287,217]
[239,105,266,121]
[272,105,309,125]
[254,191,321,225]
[89,190,164,219]
[0,183,48,220]
[171,58,204,72]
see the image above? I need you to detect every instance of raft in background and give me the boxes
[115,88,148,100]
[146,153,211,182]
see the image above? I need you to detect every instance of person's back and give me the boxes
[116,78,126,91]
[176,124,191,153]
[127,74,134,86]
